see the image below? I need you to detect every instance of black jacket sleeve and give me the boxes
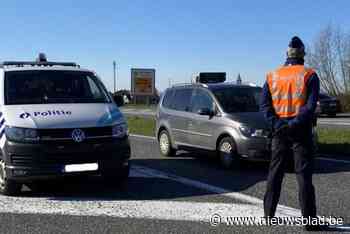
[260,82,288,131]
[288,73,320,128]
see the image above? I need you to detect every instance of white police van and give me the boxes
[0,55,130,195]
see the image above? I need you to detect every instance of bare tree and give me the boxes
[334,28,350,93]
[306,25,350,96]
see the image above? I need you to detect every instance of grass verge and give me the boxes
[126,116,350,155]
[126,116,155,137]
[317,128,350,155]
[122,104,157,110]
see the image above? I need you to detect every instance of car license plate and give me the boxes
[64,163,98,173]
[330,103,336,107]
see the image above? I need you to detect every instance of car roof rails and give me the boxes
[172,83,208,88]
[0,53,80,68]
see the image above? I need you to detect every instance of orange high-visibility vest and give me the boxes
[267,65,315,118]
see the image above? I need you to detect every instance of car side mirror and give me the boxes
[113,95,124,107]
[197,108,214,116]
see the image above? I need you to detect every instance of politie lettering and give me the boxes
[33,110,72,117]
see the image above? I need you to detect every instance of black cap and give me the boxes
[289,36,305,50]
[287,36,305,58]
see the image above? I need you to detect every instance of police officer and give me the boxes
[260,37,321,229]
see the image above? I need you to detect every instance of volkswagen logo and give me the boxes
[71,129,86,143]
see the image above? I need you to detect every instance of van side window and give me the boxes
[172,89,192,112]
[191,89,213,113]
[162,89,174,108]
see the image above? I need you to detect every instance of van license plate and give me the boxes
[64,163,98,173]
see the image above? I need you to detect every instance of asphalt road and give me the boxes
[0,135,349,233]
[121,108,350,128]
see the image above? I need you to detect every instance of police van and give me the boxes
[0,55,130,195]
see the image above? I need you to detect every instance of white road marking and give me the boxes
[129,134,156,140]
[318,121,350,126]
[132,165,300,217]
[317,157,350,164]
[0,165,300,223]
[0,199,282,224]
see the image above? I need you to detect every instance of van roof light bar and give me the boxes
[0,53,79,68]
[1,61,79,67]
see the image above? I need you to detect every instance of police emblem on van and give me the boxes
[71,129,86,143]
[19,112,31,119]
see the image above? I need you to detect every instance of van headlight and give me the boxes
[239,126,267,138]
[5,126,39,142]
[112,123,128,138]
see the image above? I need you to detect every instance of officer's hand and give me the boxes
[274,124,290,137]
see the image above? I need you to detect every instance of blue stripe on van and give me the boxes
[0,118,5,128]
[0,129,4,138]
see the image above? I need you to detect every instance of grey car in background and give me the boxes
[315,93,342,117]
[155,82,271,169]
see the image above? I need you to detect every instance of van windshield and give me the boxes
[5,70,111,105]
[212,87,262,113]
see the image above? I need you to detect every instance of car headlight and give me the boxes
[112,123,128,138]
[5,126,39,142]
[239,126,267,138]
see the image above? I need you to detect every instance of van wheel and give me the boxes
[158,130,176,157]
[0,160,21,196]
[218,137,239,169]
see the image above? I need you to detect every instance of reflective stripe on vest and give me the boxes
[267,65,315,118]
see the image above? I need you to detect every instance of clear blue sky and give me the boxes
[0,0,349,92]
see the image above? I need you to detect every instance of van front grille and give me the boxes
[38,127,113,141]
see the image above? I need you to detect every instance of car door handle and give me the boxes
[188,121,193,127]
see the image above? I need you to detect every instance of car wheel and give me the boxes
[158,130,176,157]
[0,160,21,196]
[218,137,239,169]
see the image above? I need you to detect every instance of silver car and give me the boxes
[155,83,271,169]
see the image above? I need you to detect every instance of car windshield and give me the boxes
[212,86,262,113]
[5,70,111,105]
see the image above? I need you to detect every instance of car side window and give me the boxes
[171,88,192,112]
[191,89,214,113]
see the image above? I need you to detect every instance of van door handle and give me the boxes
[188,121,193,127]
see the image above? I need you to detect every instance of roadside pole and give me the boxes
[113,61,117,94]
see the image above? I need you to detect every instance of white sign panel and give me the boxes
[131,69,155,95]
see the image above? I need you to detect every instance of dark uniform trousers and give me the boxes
[263,129,317,218]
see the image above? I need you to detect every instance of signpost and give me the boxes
[131,68,156,105]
